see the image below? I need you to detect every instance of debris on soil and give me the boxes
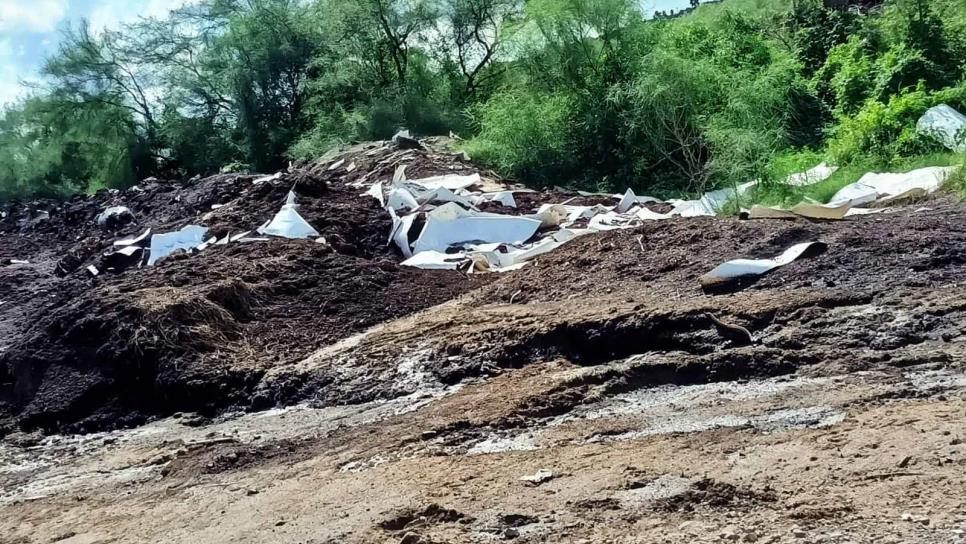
[519,469,555,486]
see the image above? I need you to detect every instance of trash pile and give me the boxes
[1,109,963,435]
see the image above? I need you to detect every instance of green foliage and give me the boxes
[462,91,577,185]
[2,0,966,200]
[942,155,966,200]
[0,95,145,199]
[828,84,966,165]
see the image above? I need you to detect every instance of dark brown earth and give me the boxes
[0,141,491,435]
[1,149,965,543]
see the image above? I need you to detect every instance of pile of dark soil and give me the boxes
[0,139,490,435]
[476,201,966,305]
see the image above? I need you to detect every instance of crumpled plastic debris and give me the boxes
[257,191,320,239]
[520,469,555,486]
[95,206,135,228]
[412,203,542,255]
[828,167,956,207]
[700,242,827,289]
[113,228,151,247]
[917,104,966,152]
[148,225,209,266]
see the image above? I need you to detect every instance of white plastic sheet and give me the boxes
[407,173,481,191]
[784,163,838,187]
[257,191,320,239]
[699,242,826,288]
[388,209,417,258]
[148,225,208,266]
[412,204,541,254]
[363,181,385,207]
[114,228,151,247]
[401,251,466,270]
[385,187,420,213]
[828,167,956,207]
[917,104,966,152]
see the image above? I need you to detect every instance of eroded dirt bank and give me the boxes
[2,144,966,542]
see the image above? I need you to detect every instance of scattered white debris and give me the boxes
[917,104,966,152]
[113,229,151,247]
[407,173,481,192]
[148,225,209,266]
[519,469,554,486]
[95,206,134,227]
[363,181,385,207]
[477,191,517,208]
[700,242,827,289]
[392,164,408,183]
[257,191,320,239]
[229,231,252,243]
[829,167,956,207]
[385,187,420,213]
[401,251,467,270]
[253,172,282,185]
[86,265,99,277]
[412,204,542,255]
[112,245,143,258]
[784,162,838,187]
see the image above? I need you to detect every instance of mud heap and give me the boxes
[0,139,491,435]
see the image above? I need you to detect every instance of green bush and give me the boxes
[463,91,578,185]
[828,84,966,165]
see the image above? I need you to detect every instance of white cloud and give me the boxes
[0,44,30,108]
[89,0,199,32]
[0,0,69,34]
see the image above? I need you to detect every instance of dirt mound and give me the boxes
[0,139,493,435]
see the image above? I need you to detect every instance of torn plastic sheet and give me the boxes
[257,192,320,239]
[196,236,218,252]
[615,189,660,212]
[536,203,614,227]
[393,164,408,183]
[784,163,838,187]
[407,173,481,191]
[363,181,385,207]
[253,172,282,184]
[386,187,420,213]
[670,181,756,217]
[699,242,827,289]
[420,187,475,207]
[470,229,588,271]
[148,225,208,266]
[412,203,542,254]
[113,245,143,257]
[113,228,151,247]
[388,209,417,258]
[401,250,467,270]
[828,167,956,207]
[917,104,966,152]
[475,191,517,208]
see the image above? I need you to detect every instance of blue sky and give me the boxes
[0,0,693,107]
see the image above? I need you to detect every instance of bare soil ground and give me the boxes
[2,147,965,543]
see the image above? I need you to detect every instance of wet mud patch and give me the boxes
[654,478,778,512]
[380,504,472,532]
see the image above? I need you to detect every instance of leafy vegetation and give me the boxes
[0,0,964,201]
